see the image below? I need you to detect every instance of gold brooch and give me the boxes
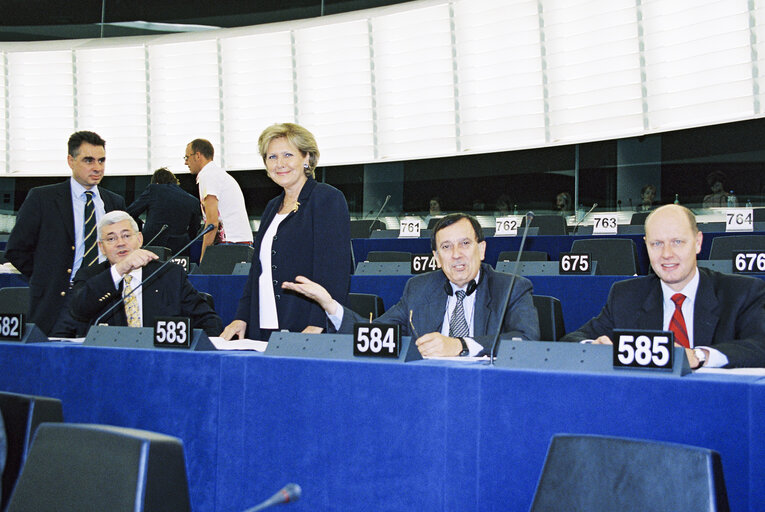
[291,201,300,213]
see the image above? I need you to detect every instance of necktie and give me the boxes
[83,191,98,267]
[449,290,470,338]
[670,293,689,348]
[123,274,142,328]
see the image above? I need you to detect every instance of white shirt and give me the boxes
[258,213,288,329]
[110,265,144,325]
[659,267,728,367]
[196,161,252,243]
[70,177,106,279]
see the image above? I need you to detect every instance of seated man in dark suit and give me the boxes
[282,213,540,357]
[70,211,222,336]
[562,204,765,368]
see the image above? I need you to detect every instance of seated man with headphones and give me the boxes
[282,213,540,357]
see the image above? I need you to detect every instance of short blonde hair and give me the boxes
[258,123,319,178]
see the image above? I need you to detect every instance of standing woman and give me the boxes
[221,123,351,340]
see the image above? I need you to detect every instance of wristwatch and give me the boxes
[693,348,707,369]
[457,337,469,357]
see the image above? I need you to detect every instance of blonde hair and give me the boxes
[258,123,319,178]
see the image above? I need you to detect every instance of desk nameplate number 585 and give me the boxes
[154,317,191,348]
[613,329,674,371]
[0,313,23,341]
[353,323,401,358]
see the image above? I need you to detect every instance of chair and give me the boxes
[426,217,444,230]
[698,222,727,233]
[532,295,565,341]
[629,211,650,225]
[197,244,254,274]
[348,293,385,320]
[521,214,567,235]
[350,219,385,238]
[198,292,215,310]
[570,238,639,275]
[530,434,729,512]
[497,250,549,262]
[7,423,191,512]
[355,261,412,275]
[0,287,30,315]
[0,392,64,511]
[143,245,171,261]
[709,234,765,260]
[366,251,412,262]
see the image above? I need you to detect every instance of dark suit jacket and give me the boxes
[337,263,540,352]
[5,180,125,334]
[235,178,351,339]
[126,184,202,255]
[562,267,765,368]
[69,260,222,337]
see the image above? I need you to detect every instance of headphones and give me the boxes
[443,274,480,296]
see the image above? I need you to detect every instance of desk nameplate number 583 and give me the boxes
[613,329,674,371]
[154,317,191,348]
[353,323,401,358]
[0,313,23,341]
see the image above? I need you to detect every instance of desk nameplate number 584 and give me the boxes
[154,317,191,348]
[353,323,401,358]
[613,329,674,371]
[0,313,23,341]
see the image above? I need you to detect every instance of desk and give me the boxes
[0,342,763,512]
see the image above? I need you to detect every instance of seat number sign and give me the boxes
[725,209,753,232]
[154,317,191,348]
[733,251,765,273]
[592,214,618,235]
[353,323,401,358]
[0,313,23,341]
[495,216,521,236]
[559,253,592,274]
[399,218,421,238]
[411,254,438,274]
[171,256,190,272]
[613,330,674,371]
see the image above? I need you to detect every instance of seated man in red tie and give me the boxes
[69,210,222,336]
[562,204,765,368]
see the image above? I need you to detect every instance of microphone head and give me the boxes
[283,483,301,502]
[592,203,598,208]
[525,211,535,219]
[202,223,215,234]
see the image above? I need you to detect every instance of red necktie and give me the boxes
[670,293,690,348]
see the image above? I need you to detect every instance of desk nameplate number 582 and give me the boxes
[613,329,674,371]
[154,317,191,348]
[0,313,23,341]
[353,323,401,358]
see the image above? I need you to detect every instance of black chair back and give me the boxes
[350,219,386,238]
[532,295,565,341]
[521,214,567,235]
[497,250,549,262]
[709,234,765,260]
[348,293,386,320]
[630,211,650,225]
[0,287,30,315]
[143,245,171,261]
[570,238,639,275]
[198,245,254,274]
[366,251,412,262]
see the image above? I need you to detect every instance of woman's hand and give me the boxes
[220,320,247,340]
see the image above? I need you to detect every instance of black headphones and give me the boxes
[443,274,480,296]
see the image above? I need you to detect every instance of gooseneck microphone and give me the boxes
[572,203,598,234]
[242,483,302,512]
[368,194,391,233]
[488,211,534,365]
[143,224,168,247]
[92,224,215,326]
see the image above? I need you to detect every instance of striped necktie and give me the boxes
[123,274,142,328]
[448,290,470,338]
[83,191,98,267]
[670,293,690,348]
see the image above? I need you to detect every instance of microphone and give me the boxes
[143,224,168,247]
[488,211,534,365]
[572,203,597,234]
[243,483,302,512]
[92,224,215,326]
[368,194,391,233]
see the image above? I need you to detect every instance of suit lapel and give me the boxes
[57,181,75,243]
[473,272,492,336]
[692,269,720,347]
[637,279,664,329]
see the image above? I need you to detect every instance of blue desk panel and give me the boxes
[0,342,763,512]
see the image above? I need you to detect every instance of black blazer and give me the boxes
[5,180,125,334]
[235,178,351,339]
[126,184,202,255]
[562,267,765,368]
[69,260,222,337]
[336,263,540,351]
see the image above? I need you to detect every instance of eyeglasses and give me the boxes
[102,232,135,245]
[184,152,196,162]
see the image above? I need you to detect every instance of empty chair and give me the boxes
[0,287,30,315]
[0,392,64,511]
[709,234,765,260]
[629,211,650,225]
[426,217,444,230]
[197,244,254,274]
[570,238,639,275]
[142,245,171,261]
[521,214,567,235]
[497,250,549,262]
[7,423,191,512]
[350,219,385,238]
[532,295,565,341]
[366,251,412,262]
[531,434,729,512]
[348,293,386,320]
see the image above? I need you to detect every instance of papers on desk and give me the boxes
[423,355,489,362]
[209,337,267,352]
[697,367,765,375]
[48,337,85,343]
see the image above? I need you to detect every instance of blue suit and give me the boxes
[337,263,540,352]
[562,267,765,368]
[235,178,351,339]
